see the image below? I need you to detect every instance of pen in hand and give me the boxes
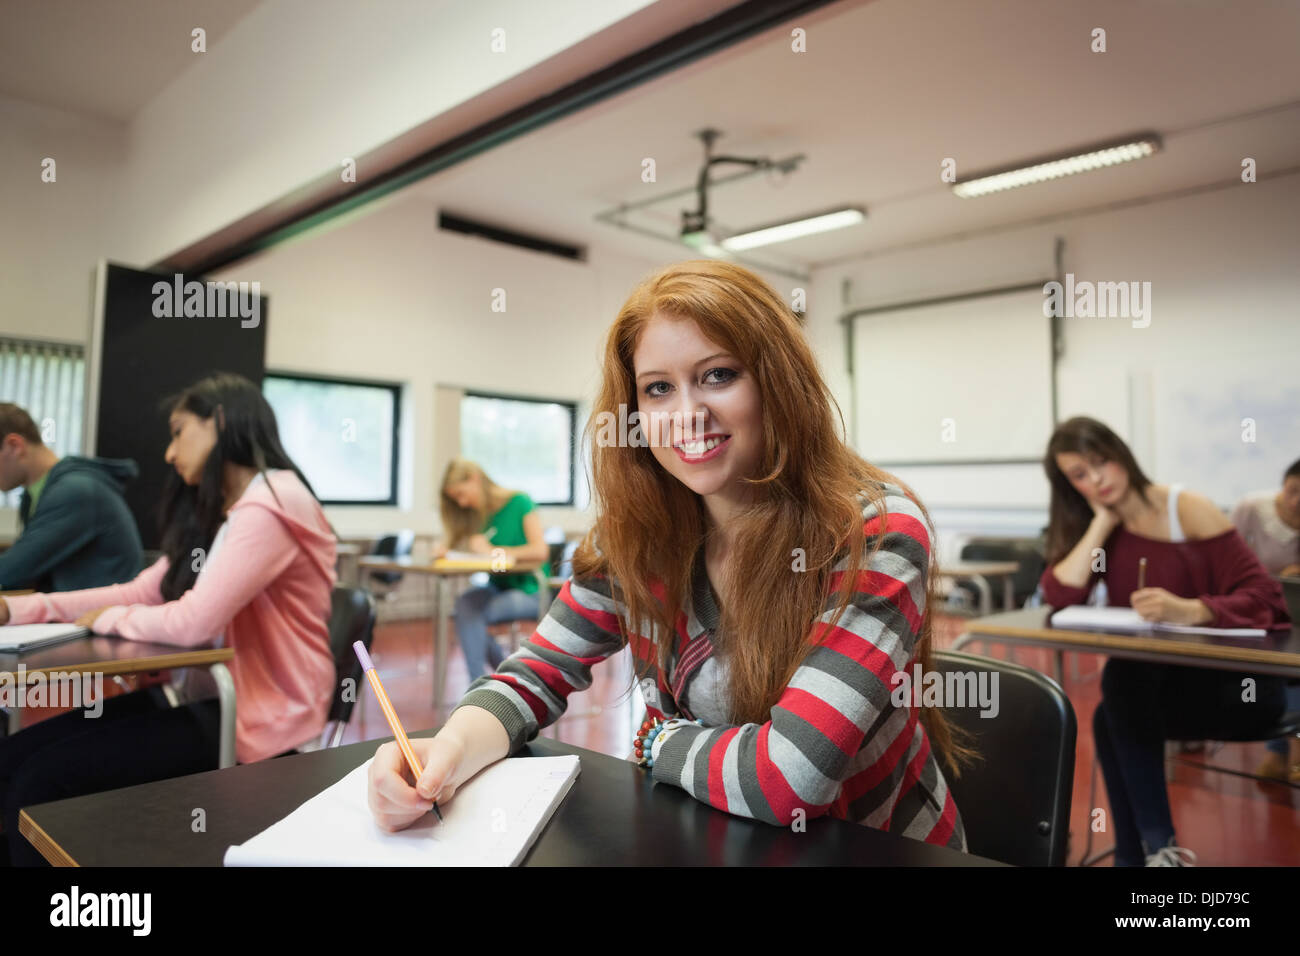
[1137,556,1147,592]
[354,641,443,822]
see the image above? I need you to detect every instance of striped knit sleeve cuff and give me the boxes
[649,724,708,785]
[452,685,536,756]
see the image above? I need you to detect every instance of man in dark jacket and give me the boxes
[0,403,143,591]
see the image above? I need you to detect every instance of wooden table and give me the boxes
[0,637,237,766]
[939,560,1021,615]
[358,555,545,712]
[18,732,1001,867]
[954,607,1300,680]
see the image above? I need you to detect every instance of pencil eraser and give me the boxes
[353,641,374,672]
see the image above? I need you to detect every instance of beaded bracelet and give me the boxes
[633,716,702,768]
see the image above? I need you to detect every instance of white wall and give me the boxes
[0,94,128,343]
[209,193,667,538]
[803,173,1300,561]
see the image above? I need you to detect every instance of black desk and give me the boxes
[20,731,1001,866]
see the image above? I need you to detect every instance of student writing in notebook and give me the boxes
[1039,416,1289,867]
[438,459,550,681]
[369,260,971,848]
[0,374,337,865]
[1231,456,1300,782]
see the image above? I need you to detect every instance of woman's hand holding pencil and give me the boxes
[368,734,466,832]
[361,634,513,832]
[367,714,513,832]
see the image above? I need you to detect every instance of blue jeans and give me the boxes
[1093,659,1285,865]
[453,585,542,681]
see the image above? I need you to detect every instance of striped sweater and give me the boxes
[454,483,967,850]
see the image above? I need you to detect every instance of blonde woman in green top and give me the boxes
[439,459,550,680]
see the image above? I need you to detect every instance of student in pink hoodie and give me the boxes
[0,373,337,866]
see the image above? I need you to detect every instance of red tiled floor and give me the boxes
[344,613,1300,865]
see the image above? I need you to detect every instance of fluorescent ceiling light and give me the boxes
[952,133,1161,198]
[720,207,865,251]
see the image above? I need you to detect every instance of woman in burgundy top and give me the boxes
[1039,417,1289,867]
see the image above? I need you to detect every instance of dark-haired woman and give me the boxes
[1039,416,1289,867]
[0,373,336,865]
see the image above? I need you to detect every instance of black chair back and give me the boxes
[1282,576,1300,627]
[326,586,378,726]
[547,540,578,601]
[369,530,415,587]
[933,650,1077,866]
[959,537,1045,608]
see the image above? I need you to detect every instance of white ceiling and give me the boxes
[406,0,1300,272]
[0,0,261,122]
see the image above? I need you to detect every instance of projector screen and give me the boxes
[851,287,1053,463]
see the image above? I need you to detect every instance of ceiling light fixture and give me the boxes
[678,128,803,258]
[720,206,865,251]
[952,132,1162,198]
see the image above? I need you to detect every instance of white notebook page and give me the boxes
[1050,605,1266,638]
[0,623,89,651]
[224,754,580,867]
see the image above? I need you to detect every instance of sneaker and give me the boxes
[1145,843,1197,867]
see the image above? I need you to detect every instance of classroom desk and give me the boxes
[953,607,1300,679]
[0,637,237,767]
[358,555,545,712]
[17,732,1000,867]
[939,560,1021,615]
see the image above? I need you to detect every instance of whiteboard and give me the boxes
[851,288,1053,462]
[1150,358,1300,507]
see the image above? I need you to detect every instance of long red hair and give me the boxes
[572,260,969,773]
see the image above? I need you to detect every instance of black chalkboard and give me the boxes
[92,262,267,549]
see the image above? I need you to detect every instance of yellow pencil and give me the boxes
[353,641,441,821]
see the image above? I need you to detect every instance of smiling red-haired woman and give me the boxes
[367,260,972,849]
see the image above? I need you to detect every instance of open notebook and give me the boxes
[0,623,90,652]
[224,754,579,867]
[1050,605,1267,638]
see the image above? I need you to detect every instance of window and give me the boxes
[0,338,85,510]
[262,373,400,505]
[460,392,575,506]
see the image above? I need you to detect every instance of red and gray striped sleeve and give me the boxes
[451,574,627,754]
[650,488,933,827]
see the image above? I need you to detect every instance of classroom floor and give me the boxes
[340,611,1300,866]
